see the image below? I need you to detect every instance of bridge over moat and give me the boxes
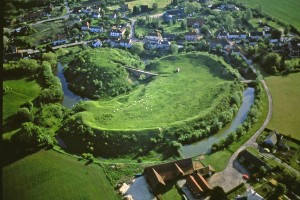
[125,67,159,79]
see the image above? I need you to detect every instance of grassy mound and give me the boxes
[64,48,143,99]
[74,52,238,130]
[3,150,118,200]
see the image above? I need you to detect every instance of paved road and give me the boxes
[208,51,274,192]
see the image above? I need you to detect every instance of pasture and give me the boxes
[236,0,300,31]
[2,150,119,200]
[76,52,236,130]
[3,78,41,130]
[265,73,300,140]
[127,0,171,11]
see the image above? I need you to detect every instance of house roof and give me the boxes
[197,165,215,176]
[238,149,270,170]
[250,32,264,37]
[186,175,204,194]
[236,189,263,200]
[185,30,199,36]
[187,18,205,27]
[194,173,211,191]
[264,132,278,146]
[144,158,194,190]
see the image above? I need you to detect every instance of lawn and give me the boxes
[236,0,300,31]
[127,0,171,11]
[161,186,182,200]
[3,78,41,129]
[265,73,300,140]
[77,52,237,130]
[2,150,119,200]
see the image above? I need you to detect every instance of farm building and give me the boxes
[264,131,278,147]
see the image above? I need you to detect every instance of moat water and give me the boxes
[181,87,255,158]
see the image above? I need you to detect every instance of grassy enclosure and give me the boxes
[236,0,300,31]
[127,0,171,11]
[265,73,300,140]
[75,52,237,130]
[2,150,119,200]
[3,78,41,129]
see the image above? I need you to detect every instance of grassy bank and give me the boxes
[76,52,237,130]
[265,73,300,140]
[236,0,300,31]
[3,150,119,200]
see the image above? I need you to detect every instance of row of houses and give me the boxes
[218,31,273,40]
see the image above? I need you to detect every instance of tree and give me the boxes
[18,58,39,73]
[130,42,144,55]
[124,27,130,39]
[262,53,280,74]
[17,107,33,123]
[181,19,187,30]
[244,9,253,21]
[42,52,57,66]
[133,6,141,14]
[225,15,234,32]
[210,186,228,200]
[216,44,222,54]
[170,44,179,54]
[152,3,158,11]
[284,25,291,35]
[271,29,282,40]
[275,183,287,196]
[200,25,209,35]
[185,2,201,15]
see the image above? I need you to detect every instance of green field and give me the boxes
[265,73,300,140]
[127,0,171,10]
[76,53,236,130]
[3,150,119,200]
[236,0,300,31]
[3,78,41,127]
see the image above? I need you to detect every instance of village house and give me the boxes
[73,7,82,13]
[110,26,126,38]
[144,158,194,194]
[119,39,132,48]
[236,189,263,200]
[52,35,67,46]
[238,149,271,172]
[264,30,272,38]
[162,33,176,41]
[144,32,162,41]
[92,39,102,48]
[227,32,240,40]
[288,38,300,57]
[157,40,171,50]
[186,173,212,198]
[264,131,278,147]
[185,30,202,41]
[89,26,103,33]
[249,31,264,39]
[187,18,205,28]
[209,38,230,52]
[90,12,101,18]
[217,31,228,39]
[163,8,185,22]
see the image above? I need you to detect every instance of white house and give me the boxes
[119,39,132,48]
[110,27,126,37]
[145,32,162,41]
[90,26,103,33]
[92,39,102,47]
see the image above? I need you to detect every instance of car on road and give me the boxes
[242,174,249,180]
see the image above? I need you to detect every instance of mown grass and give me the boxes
[77,52,236,130]
[265,73,300,140]
[161,186,182,200]
[236,0,300,31]
[3,78,41,129]
[127,0,170,11]
[201,82,269,172]
[3,150,119,200]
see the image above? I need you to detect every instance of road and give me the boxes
[208,49,274,192]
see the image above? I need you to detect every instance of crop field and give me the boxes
[76,53,236,130]
[3,150,119,200]
[265,73,300,140]
[3,78,41,127]
[236,0,300,31]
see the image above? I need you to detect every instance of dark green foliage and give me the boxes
[16,107,33,123]
[64,48,141,99]
[210,186,228,200]
[4,58,40,76]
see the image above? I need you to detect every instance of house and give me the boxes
[144,40,160,49]
[288,38,300,57]
[52,35,67,46]
[162,33,176,41]
[249,38,258,46]
[157,41,171,50]
[81,25,89,31]
[119,39,132,48]
[109,38,120,47]
[197,165,215,177]
[236,189,263,200]
[92,39,102,48]
[90,26,103,33]
[239,32,247,39]
[110,26,126,37]
[264,132,278,147]
[227,32,240,40]
[82,7,93,13]
[144,158,194,193]
[120,3,129,12]
[185,30,202,41]
[73,7,82,13]
[218,31,228,39]
[186,173,212,198]
[145,32,162,41]
[140,5,149,12]
[238,149,271,171]
[264,30,272,38]
[11,26,30,36]
[163,8,185,22]
[249,31,264,39]
[187,18,205,28]
[91,12,101,18]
